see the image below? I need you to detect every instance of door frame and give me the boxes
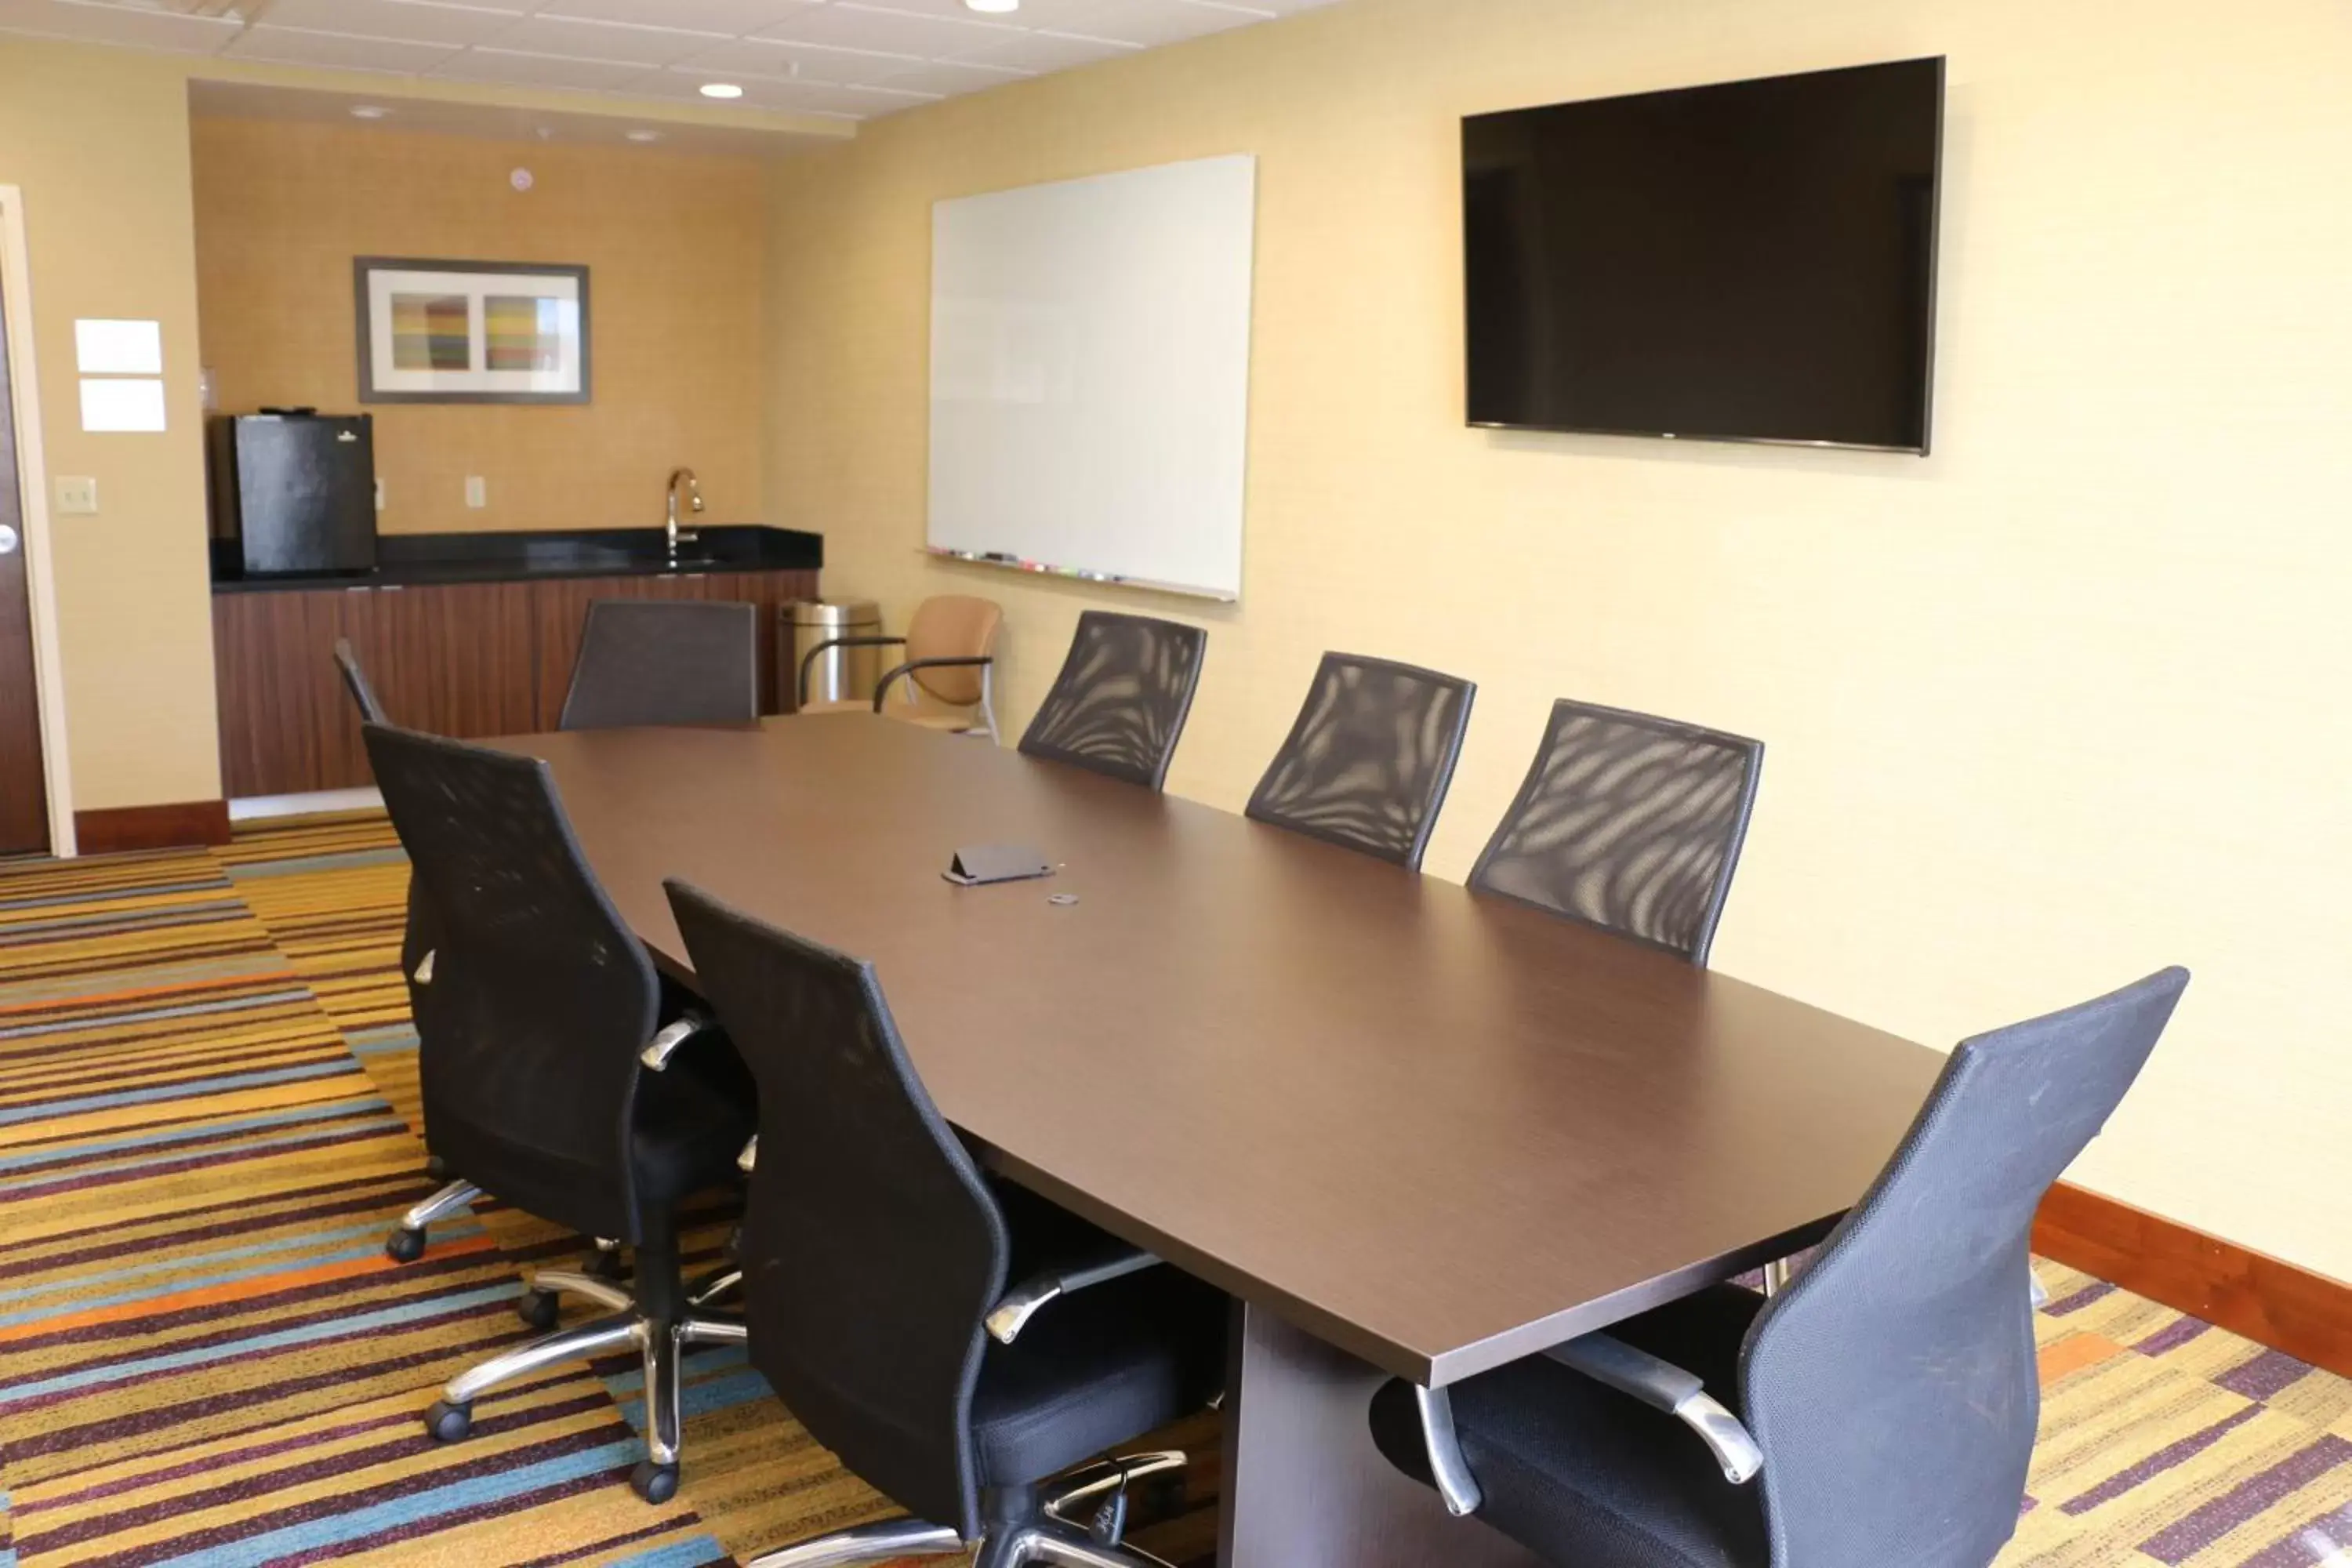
[0,186,77,858]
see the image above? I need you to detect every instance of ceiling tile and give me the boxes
[736,77,939,118]
[0,0,1342,118]
[1049,0,1272,49]
[823,0,1105,24]
[256,0,523,48]
[642,68,937,119]
[485,14,724,65]
[536,0,819,30]
[948,27,1138,72]
[751,2,1018,57]
[430,44,658,89]
[224,24,465,71]
[673,36,920,88]
[858,56,1033,96]
[0,0,240,52]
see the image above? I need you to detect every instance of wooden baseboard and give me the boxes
[2034,1181,2352,1379]
[73,799,232,855]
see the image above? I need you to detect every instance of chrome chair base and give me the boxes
[384,1178,481,1262]
[425,1293,748,1503]
[747,1455,1186,1568]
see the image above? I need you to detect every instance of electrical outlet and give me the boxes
[465,476,487,509]
[54,476,98,515]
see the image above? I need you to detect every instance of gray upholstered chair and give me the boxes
[559,599,760,731]
[1368,967,2190,1568]
[1472,698,1763,965]
[1245,652,1475,869]
[666,880,1226,1568]
[1018,612,1207,790]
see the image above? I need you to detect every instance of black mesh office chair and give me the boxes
[328,637,495,1254]
[365,724,756,1503]
[1246,652,1475,869]
[666,881,1227,1568]
[1368,967,2189,1568]
[1018,612,1208,790]
[1472,699,1764,965]
[558,599,760,731]
[332,637,388,725]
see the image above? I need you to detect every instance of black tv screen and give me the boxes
[1464,57,1944,453]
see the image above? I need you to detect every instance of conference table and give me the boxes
[488,714,1945,1567]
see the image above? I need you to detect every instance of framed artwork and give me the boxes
[354,257,590,405]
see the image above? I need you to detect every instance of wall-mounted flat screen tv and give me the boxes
[1464,57,1945,453]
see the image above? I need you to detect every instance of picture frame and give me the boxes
[354,256,591,405]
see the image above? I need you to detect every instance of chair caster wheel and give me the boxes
[425,1155,449,1181]
[630,1460,679,1504]
[423,1399,473,1443]
[385,1227,426,1264]
[585,1245,626,1282]
[516,1288,561,1331]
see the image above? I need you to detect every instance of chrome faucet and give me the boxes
[665,467,704,557]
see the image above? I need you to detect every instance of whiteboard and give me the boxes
[928,155,1256,602]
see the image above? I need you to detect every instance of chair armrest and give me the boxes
[639,1011,714,1073]
[1545,1333,1763,1484]
[797,636,906,703]
[874,656,996,714]
[985,1247,1162,1345]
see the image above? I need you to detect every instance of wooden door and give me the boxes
[0,281,47,854]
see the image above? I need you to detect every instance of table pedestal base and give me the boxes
[1216,1303,1545,1568]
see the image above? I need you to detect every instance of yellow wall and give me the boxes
[0,38,220,811]
[763,0,2352,1279]
[193,118,768,536]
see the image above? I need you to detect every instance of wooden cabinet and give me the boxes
[213,567,818,798]
[212,586,358,802]
[349,582,540,753]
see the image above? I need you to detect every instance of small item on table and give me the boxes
[942,844,1055,887]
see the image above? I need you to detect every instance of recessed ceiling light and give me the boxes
[699,82,744,100]
[350,105,390,120]
[965,0,1020,11]
[626,129,662,143]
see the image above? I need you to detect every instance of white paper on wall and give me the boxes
[74,319,163,376]
[80,377,167,433]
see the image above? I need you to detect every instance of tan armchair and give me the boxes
[797,594,1002,739]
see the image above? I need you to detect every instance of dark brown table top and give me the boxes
[489,716,1945,1387]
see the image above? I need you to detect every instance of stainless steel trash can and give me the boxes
[786,600,884,709]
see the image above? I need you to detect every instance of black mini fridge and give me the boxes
[208,412,377,577]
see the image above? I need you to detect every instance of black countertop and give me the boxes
[210,524,822,593]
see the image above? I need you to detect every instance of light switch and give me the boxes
[54,476,98,515]
[465,476,487,509]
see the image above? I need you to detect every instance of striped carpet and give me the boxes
[0,811,2339,1567]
